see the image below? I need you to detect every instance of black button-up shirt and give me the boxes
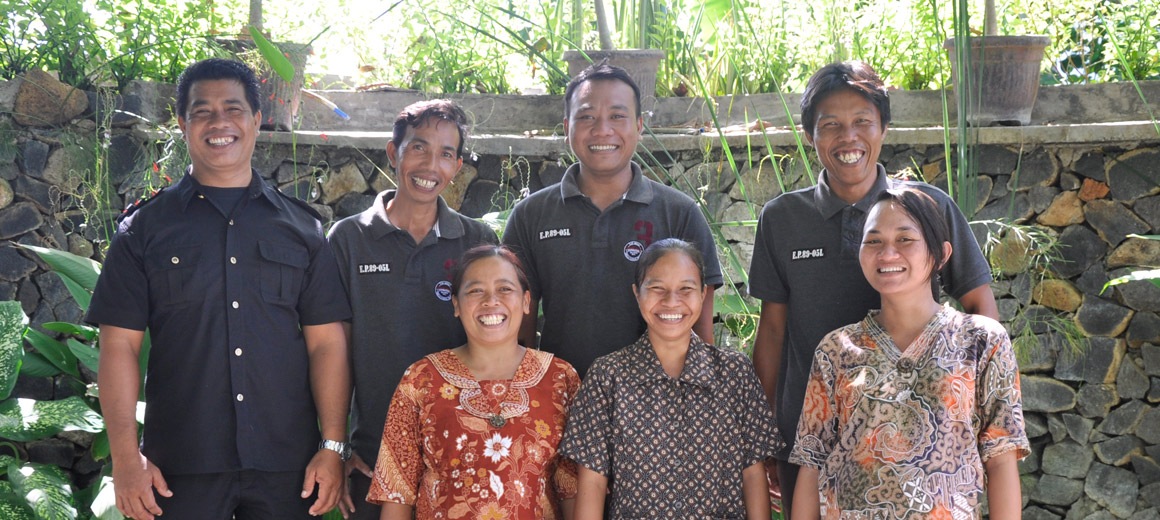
[87,170,351,475]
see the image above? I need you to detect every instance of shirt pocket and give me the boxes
[258,240,309,305]
[147,244,202,308]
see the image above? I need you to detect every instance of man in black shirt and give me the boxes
[87,58,352,520]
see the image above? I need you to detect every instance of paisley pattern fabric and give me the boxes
[790,305,1030,520]
[368,349,580,520]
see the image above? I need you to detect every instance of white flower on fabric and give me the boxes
[489,471,505,499]
[482,433,512,463]
[455,434,468,450]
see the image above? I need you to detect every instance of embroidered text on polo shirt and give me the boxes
[792,248,826,260]
[359,263,391,274]
[538,228,572,240]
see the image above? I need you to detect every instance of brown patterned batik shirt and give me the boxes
[790,305,1030,520]
[560,333,780,519]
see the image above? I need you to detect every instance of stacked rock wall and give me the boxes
[3,74,1160,517]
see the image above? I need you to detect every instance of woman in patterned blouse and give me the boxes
[562,238,780,519]
[367,245,581,519]
[790,188,1030,520]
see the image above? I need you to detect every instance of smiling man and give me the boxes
[88,58,352,520]
[746,61,998,518]
[502,61,723,377]
[325,100,497,520]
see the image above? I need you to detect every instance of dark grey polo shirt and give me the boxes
[86,171,352,474]
[747,164,992,460]
[327,190,498,464]
[502,162,723,377]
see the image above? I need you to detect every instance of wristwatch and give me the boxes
[319,439,352,462]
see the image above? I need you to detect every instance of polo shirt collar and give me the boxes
[558,161,654,204]
[174,167,274,211]
[360,190,465,240]
[625,332,716,389]
[813,163,890,219]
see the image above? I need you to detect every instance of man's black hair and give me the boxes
[175,58,261,118]
[563,59,642,119]
[800,61,891,139]
[391,99,470,159]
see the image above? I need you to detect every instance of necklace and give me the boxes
[486,381,515,428]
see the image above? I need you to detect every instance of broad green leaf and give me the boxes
[137,333,151,401]
[15,245,100,293]
[19,352,61,378]
[0,397,104,442]
[90,431,109,461]
[86,477,120,520]
[0,493,35,520]
[0,302,29,400]
[66,340,100,374]
[57,275,92,313]
[8,461,78,520]
[714,293,757,316]
[23,330,80,379]
[249,27,295,83]
[1101,269,1160,294]
[41,323,98,343]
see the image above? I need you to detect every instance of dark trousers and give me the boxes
[346,471,383,520]
[778,460,801,520]
[154,470,313,520]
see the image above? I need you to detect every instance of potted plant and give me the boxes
[562,0,664,116]
[942,0,1049,126]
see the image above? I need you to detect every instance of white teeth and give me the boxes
[658,313,683,321]
[413,177,437,189]
[208,136,236,146]
[589,145,617,151]
[837,151,862,164]
[479,315,505,326]
[879,267,905,273]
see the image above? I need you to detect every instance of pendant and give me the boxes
[490,415,506,428]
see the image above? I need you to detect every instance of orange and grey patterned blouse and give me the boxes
[367,348,581,520]
[790,305,1030,520]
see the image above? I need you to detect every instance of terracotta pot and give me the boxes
[943,35,1049,126]
[563,49,664,119]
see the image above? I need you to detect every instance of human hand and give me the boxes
[113,453,172,520]
[302,449,344,516]
[338,453,373,519]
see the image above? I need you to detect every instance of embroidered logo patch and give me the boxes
[538,228,572,240]
[358,263,391,274]
[434,280,453,301]
[623,240,645,261]
[791,248,825,260]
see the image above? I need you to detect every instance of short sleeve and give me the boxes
[501,202,541,299]
[747,200,789,303]
[558,357,616,476]
[679,204,724,288]
[86,217,149,330]
[788,332,842,469]
[552,360,582,500]
[732,354,780,466]
[325,218,354,299]
[975,323,1031,462]
[367,362,429,505]
[931,188,992,300]
[296,233,352,326]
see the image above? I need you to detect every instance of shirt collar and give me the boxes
[624,332,716,389]
[174,167,274,211]
[558,161,654,204]
[361,190,465,240]
[813,163,890,219]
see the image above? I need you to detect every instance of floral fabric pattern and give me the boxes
[368,349,581,519]
[790,305,1030,520]
[560,333,780,519]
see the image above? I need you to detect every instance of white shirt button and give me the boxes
[236,394,244,401]
[171,257,179,264]
[230,257,237,264]
[231,301,239,309]
[234,348,243,356]
[229,219,235,226]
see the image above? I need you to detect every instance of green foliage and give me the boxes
[0,303,28,401]
[1102,234,1160,293]
[7,462,78,520]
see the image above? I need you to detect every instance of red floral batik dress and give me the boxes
[368,348,580,520]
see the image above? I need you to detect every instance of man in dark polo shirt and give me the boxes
[503,62,723,377]
[327,99,497,519]
[747,61,999,517]
[88,58,352,520]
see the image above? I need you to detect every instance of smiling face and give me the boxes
[564,79,643,181]
[178,79,260,185]
[806,88,887,202]
[634,250,705,344]
[860,200,948,300]
[387,118,464,206]
[453,255,531,348]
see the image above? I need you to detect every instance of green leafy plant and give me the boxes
[1102,234,1160,293]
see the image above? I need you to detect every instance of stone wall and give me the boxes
[3,72,1160,517]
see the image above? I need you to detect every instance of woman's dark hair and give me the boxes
[175,58,261,119]
[800,61,891,139]
[392,99,470,159]
[564,59,642,118]
[634,238,706,287]
[871,188,950,279]
[451,245,530,296]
